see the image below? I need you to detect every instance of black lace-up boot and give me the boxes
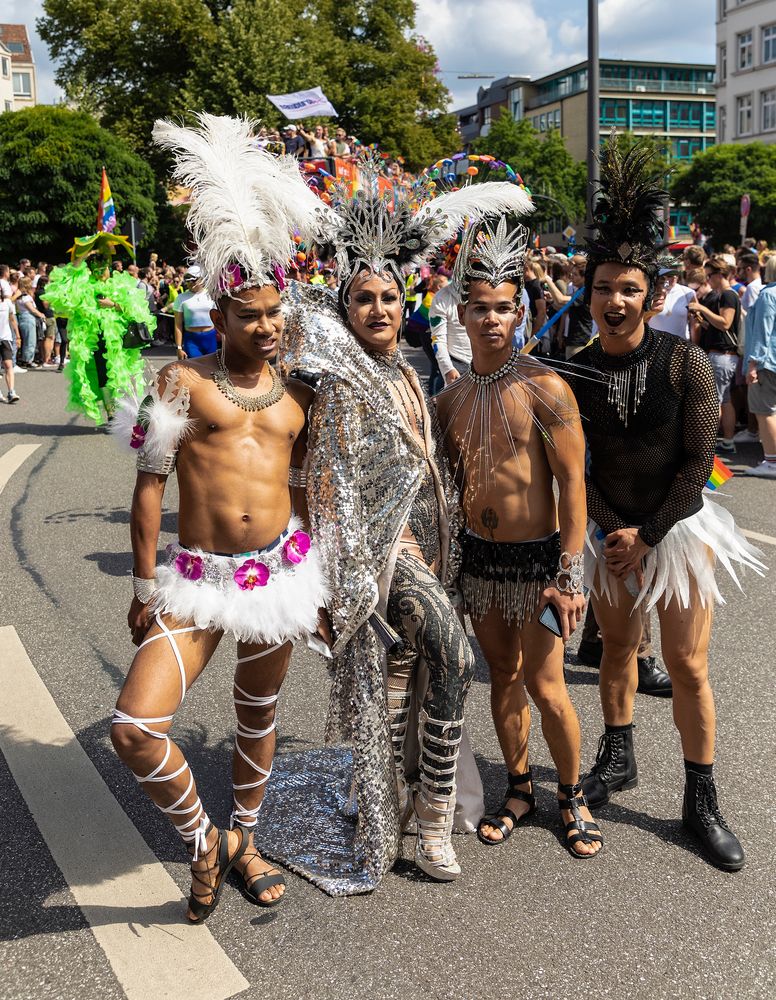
[581,723,638,809]
[682,764,744,871]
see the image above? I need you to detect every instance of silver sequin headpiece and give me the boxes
[452,216,529,303]
[314,149,535,310]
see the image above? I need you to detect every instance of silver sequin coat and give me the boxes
[282,282,464,894]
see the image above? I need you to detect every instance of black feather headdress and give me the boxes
[585,131,668,305]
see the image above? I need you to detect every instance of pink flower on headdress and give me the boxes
[234,558,270,591]
[283,530,311,565]
[272,263,287,291]
[130,424,147,449]
[175,551,204,581]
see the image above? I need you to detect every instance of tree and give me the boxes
[38,0,456,172]
[38,0,216,165]
[0,106,157,262]
[671,143,776,247]
[472,113,586,227]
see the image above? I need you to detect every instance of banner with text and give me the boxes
[267,87,338,120]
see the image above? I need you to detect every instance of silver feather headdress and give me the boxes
[314,149,534,310]
[153,113,324,302]
[451,216,530,302]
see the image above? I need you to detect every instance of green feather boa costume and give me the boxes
[44,261,156,424]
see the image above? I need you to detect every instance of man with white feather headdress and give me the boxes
[435,217,603,860]
[272,157,535,891]
[109,114,330,922]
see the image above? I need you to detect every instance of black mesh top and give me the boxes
[569,327,718,547]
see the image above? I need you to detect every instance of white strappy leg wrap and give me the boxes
[413,709,463,881]
[230,644,283,829]
[111,613,209,855]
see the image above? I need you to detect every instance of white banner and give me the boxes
[266,87,338,120]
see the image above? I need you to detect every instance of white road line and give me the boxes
[742,528,776,547]
[0,626,248,1000]
[0,444,41,494]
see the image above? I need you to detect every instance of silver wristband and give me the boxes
[132,573,157,605]
[554,551,584,595]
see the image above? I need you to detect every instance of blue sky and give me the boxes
[418,0,717,108]
[13,0,716,108]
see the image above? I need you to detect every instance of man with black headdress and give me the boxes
[568,135,764,872]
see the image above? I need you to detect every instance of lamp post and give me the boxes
[587,0,599,222]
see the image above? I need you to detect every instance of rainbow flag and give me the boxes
[706,456,734,491]
[97,167,117,233]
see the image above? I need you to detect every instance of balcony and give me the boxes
[600,77,713,94]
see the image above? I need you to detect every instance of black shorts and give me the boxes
[0,341,13,363]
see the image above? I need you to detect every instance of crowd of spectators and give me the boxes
[3,229,775,479]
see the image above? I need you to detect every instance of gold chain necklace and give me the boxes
[213,351,286,412]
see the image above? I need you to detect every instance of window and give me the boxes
[737,93,753,135]
[600,98,628,126]
[719,105,727,141]
[0,56,8,77]
[631,99,666,128]
[719,0,727,17]
[737,31,753,70]
[719,43,727,82]
[673,138,702,160]
[3,101,11,112]
[12,72,31,97]
[669,101,702,129]
[764,25,776,64]
[5,41,24,54]
[762,88,776,131]
[538,113,547,132]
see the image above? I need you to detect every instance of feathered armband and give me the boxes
[112,364,193,475]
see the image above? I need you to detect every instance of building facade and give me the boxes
[0,24,37,111]
[455,60,716,165]
[715,0,776,144]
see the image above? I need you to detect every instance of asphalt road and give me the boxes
[1,347,774,1000]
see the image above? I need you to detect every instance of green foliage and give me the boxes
[671,143,776,246]
[0,106,157,262]
[38,0,456,173]
[611,130,671,176]
[472,113,586,226]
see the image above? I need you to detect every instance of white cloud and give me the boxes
[419,0,715,108]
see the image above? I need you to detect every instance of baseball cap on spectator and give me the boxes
[285,124,298,132]
[184,264,203,279]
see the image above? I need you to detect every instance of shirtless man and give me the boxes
[110,114,329,922]
[436,218,603,859]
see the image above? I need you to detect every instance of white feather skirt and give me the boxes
[153,517,329,645]
[585,496,766,611]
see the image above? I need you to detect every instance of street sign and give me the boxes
[740,194,751,218]
[562,225,576,240]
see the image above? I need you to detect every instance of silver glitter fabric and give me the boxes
[274,281,464,895]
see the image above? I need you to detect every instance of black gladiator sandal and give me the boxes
[581,724,638,809]
[477,768,537,846]
[187,824,248,923]
[558,781,604,859]
[683,768,745,872]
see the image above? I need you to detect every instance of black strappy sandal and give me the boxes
[558,781,604,860]
[477,768,537,846]
[187,824,248,923]
[237,838,287,908]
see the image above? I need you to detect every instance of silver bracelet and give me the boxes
[288,465,308,488]
[132,573,157,605]
[554,551,584,595]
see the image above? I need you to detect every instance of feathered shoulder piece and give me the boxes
[452,216,530,302]
[586,131,667,277]
[315,148,533,308]
[112,363,194,466]
[153,113,323,301]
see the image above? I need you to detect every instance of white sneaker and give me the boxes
[717,438,736,453]
[12,365,26,374]
[745,461,776,479]
[7,389,19,403]
[733,429,760,444]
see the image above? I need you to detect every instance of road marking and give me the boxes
[0,444,41,494]
[742,528,776,547]
[0,626,249,1000]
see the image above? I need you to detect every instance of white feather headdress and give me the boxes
[153,113,325,301]
[314,150,534,306]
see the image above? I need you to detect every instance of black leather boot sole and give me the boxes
[583,772,638,809]
[682,813,745,872]
[576,639,603,668]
